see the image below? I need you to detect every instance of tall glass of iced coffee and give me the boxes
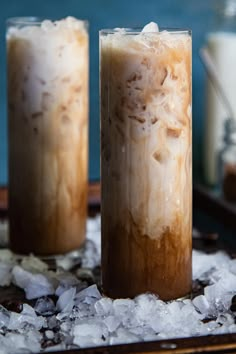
[100,23,192,300]
[7,17,88,255]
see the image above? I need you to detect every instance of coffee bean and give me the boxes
[2,300,23,313]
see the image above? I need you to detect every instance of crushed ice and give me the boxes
[0,216,236,352]
[7,17,87,41]
[141,22,159,33]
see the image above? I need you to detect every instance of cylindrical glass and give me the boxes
[203,0,236,186]
[219,118,236,201]
[100,28,192,300]
[7,17,89,255]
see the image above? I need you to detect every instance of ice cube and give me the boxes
[192,295,210,315]
[75,284,102,304]
[45,330,54,340]
[192,250,230,281]
[134,294,159,324]
[204,272,236,315]
[166,301,184,324]
[0,261,13,286]
[34,297,56,316]
[56,287,76,313]
[112,299,137,328]
[129,325,156,341]
[73,299,96,320]
[73,320,109,347]
[41,20,55,31]
[94,297,113,316]
[229,259,236,275]
[82,240,100,268]
[180,301,204,323]
[104,315,121,332]
[86,214,101,259]
[60,320,72,333]
[47,315,59,330]
[12,265,55,299]
[204,283,221,308]
[220,271,236,292]
[55,272,80,296]
[229,324,236,333]
[210,268,236,286]
[204,319,220,334]
[0,249,14,262]
[212,325,232,335]
[8,303,45,330]
[113,299,135,316]
[21,254,48,272]
[2,331,42,354]
[87,218,100,232]
[217,313,235,326]
[109,328,141,345]
[0,305,10,328]
[141,22,159,33]
[56,251,82,272]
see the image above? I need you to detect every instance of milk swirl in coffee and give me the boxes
[7,17,88,254]
[100,23,192,300]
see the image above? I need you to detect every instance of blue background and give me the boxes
[0,0,215,185]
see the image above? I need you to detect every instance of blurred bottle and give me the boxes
[219,118,236,201]
[204,0,236,186]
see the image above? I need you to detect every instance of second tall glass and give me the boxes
[7,17,89,255]
[100,27,192,300]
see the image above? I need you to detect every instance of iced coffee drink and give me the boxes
[100,23,192,300]
[7,17,88,255]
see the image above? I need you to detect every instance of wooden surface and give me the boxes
[1,183,236,353]
[55,334,236,354]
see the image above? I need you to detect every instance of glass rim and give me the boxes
[99,27,191,35]
[6,16,89,27]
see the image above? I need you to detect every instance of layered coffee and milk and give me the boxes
[7,17,88,254]
[100,23,192,300]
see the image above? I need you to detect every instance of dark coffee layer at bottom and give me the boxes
[102,220,192,301]
[9,187,87,255]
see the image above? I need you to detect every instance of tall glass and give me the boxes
[7,17,89,255]
[100,28,192,300]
